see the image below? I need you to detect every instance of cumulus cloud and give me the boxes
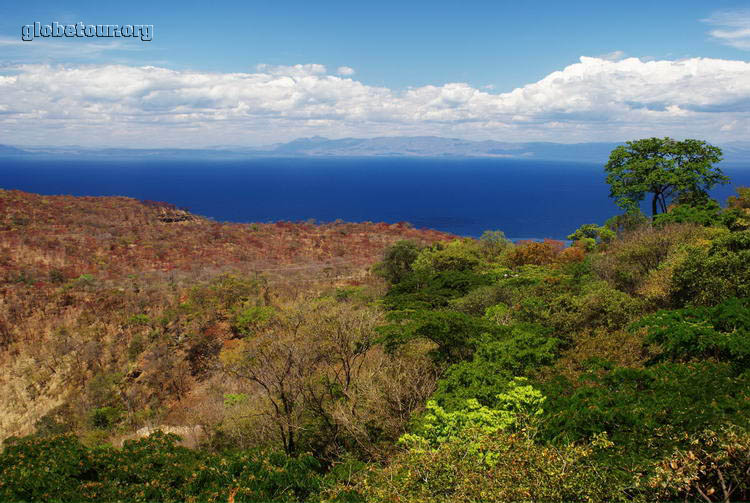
[0,56,749,147]
[704,9,750,50]
[337,66,355,76]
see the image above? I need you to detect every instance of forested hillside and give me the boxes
[1,168,750,501]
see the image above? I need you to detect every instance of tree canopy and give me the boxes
[604,137,727,216]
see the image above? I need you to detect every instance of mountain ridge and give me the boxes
[1,136,749,164]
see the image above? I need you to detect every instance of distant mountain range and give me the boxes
[1,136,749,165]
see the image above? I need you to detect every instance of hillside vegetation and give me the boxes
[0,189,453,445]
[1,162,750,501]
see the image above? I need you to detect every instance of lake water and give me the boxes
[1,157,748,240]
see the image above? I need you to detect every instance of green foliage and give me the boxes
[86,371,123,408]
[633,297,750,369]
[127,313,150,326]
[0,433,327,503]
[89,406,122,430]
[372,240,423,284]
[653,199,723,227]
[34,406,74,437]
[377,309,498,364]
[541,362,750,462]
[232,305,275,337]
[478,230,511,260]
[334,431,628,503]
[403,378,545,450]
[411,239,483,275]
[223,392,249,407]
[483,302,512,324]
[448,284,504,315]
[433,359,514,411]
[567,223,616,244]
[723,207,750,232]
[728,186,750,210]
[382,269,492,310]
[671,230,750,306]
[127,334,145,361]
[593,223,707,296]
[605,209,650,235]
[724,186,750,230]
[433,324,559,409]
[548,280,644,333]
[331,286,368,302]
[0,434,94,503]
[604,137,727,216]
[474,325,560,376]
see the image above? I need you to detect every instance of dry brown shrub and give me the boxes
[505,239,566,267]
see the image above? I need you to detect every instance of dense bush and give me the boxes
[671,230,750,306]
[567,223,616,244]
[382,269,492,310]
[432,323,559,409]
[593,223,710,296]
[372,239,423,284]
[411,239,483,275]
[478,230,511,260]
[377,309,500,364]
[653,199,723,227]
[328,430,630,503]
[541,362,750,462]
[604,209,650,235]
[404,377,545,449]
[633,297,750,368]
[0,433,328,503]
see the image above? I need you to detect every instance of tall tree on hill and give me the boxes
[604,137,727,217]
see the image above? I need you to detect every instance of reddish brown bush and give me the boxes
[505,239,565,267]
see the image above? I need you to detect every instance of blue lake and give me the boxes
[1,157,748,240]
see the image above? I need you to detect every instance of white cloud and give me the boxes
[0,36,145,58]
[255,63,327,77]
[597,50,626,61]
[336,66,355,76]
[0,56,749,147]
[704,9,750,50]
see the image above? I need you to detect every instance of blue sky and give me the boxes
[0,1,749,147]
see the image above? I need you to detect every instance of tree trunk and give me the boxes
[652,193,659,217]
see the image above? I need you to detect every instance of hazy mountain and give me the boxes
[266,136,623,163]
[1,137,748,165]
[0,144,27,155]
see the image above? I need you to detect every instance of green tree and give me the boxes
[567,223,616,245]
[373,240,423,284]
[401,378,545,450]
[479,230,512,260]
[604,137,727,217]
